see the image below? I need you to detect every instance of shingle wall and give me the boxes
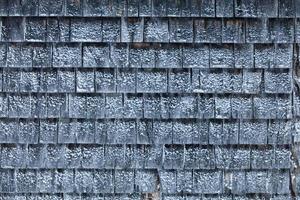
[0,0,299,199]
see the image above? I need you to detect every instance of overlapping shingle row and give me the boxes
[0,0,300,18]
[1,17,300,43]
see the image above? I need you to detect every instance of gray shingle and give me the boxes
[251,146,275,169]
[240,120,268,144]
[116,69,136,93]
[278,0,295,17]
[224,171,246,194]
[2,18,24,41]
[110,44,129,68]
[152,0,167,16]
[53,44,81,68]
[270,19,294,43]
[268,171,290,194]
[0,169,15,193]
[71,18,102,42]
[214,96,231,119]
[200,0,215,17]
[58,120,77,143]
[210,44,234,68]
[93,170,114,193]
[1,144,26,168]
[18,120,39,144]
[276,95,293,119]
[75,120,95,143]
[75,169,93,193]
[144,94,163,119]
[83,0,101,16]
[83,44,110,68]
[169,18,193,43]
[7,44,32,68]
[137,69,168,93]
[58,18,71,42]
[39,0,64,16]
[198,95,215,118]
[64,144,82,168]
[242,70,262,93]
[144,18,169,42]
[76,69,95,93]
[274,44,293,68]
[46,19,60,41]
[54,169,74,193]
[193,170,222,194]
[123,95,143,118]
[245,171,268,193]
[57,69,75,92]
[222,19,245,43]
[121,18,144,42]
[104,145,125,168]
[0,94,8,117]
[166,0,181,16]
[163,145,184,169]
[264,69,292,94]
[0,121,18,143]
[66,0,82,16]
[3,70,19,92]
[129,46,156,68]
[172,121,198,144]
[152,120,173,144]
[47,94,68,118]
[19,70,39,92]
[183,45,210,68]
[169,95,196,118]
[219,121,239,144]
[216,0,233,17]
[105,94,123,118]
[25,18,46,42]
[81,145,104,168]
[8,94,31,118]
[231,96,252,119]
[102,18,121,42]
[44,145,65,168]
[186,146,215,169]
[144,145,163,169]
[107,120,136,144]
[68,95,86,118]
[253,96,277,119]
[139,0,152,16]
[95,69,116,93]
[114,170,134,193]
[16,169,37,193]
[194,19,222,43]
[274,147,291,169]
[127,0,139,16]
[39,120,57,144]
[234,44,254,68]
[176,170,193,193]
[159,170,177,194]
[169,69,191,93]
[33,44,52,68]
[37,169,55,193]
[268,120,292,145]
[135,170,158,193]
[231,148,251,169]
[156,46,182,68]
[136,120,152,144]
[235,0,278,17]
[246,19,270,43]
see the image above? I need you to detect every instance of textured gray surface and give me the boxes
[0,0,299,199]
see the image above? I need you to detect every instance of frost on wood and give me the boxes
[0,1,298,199]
